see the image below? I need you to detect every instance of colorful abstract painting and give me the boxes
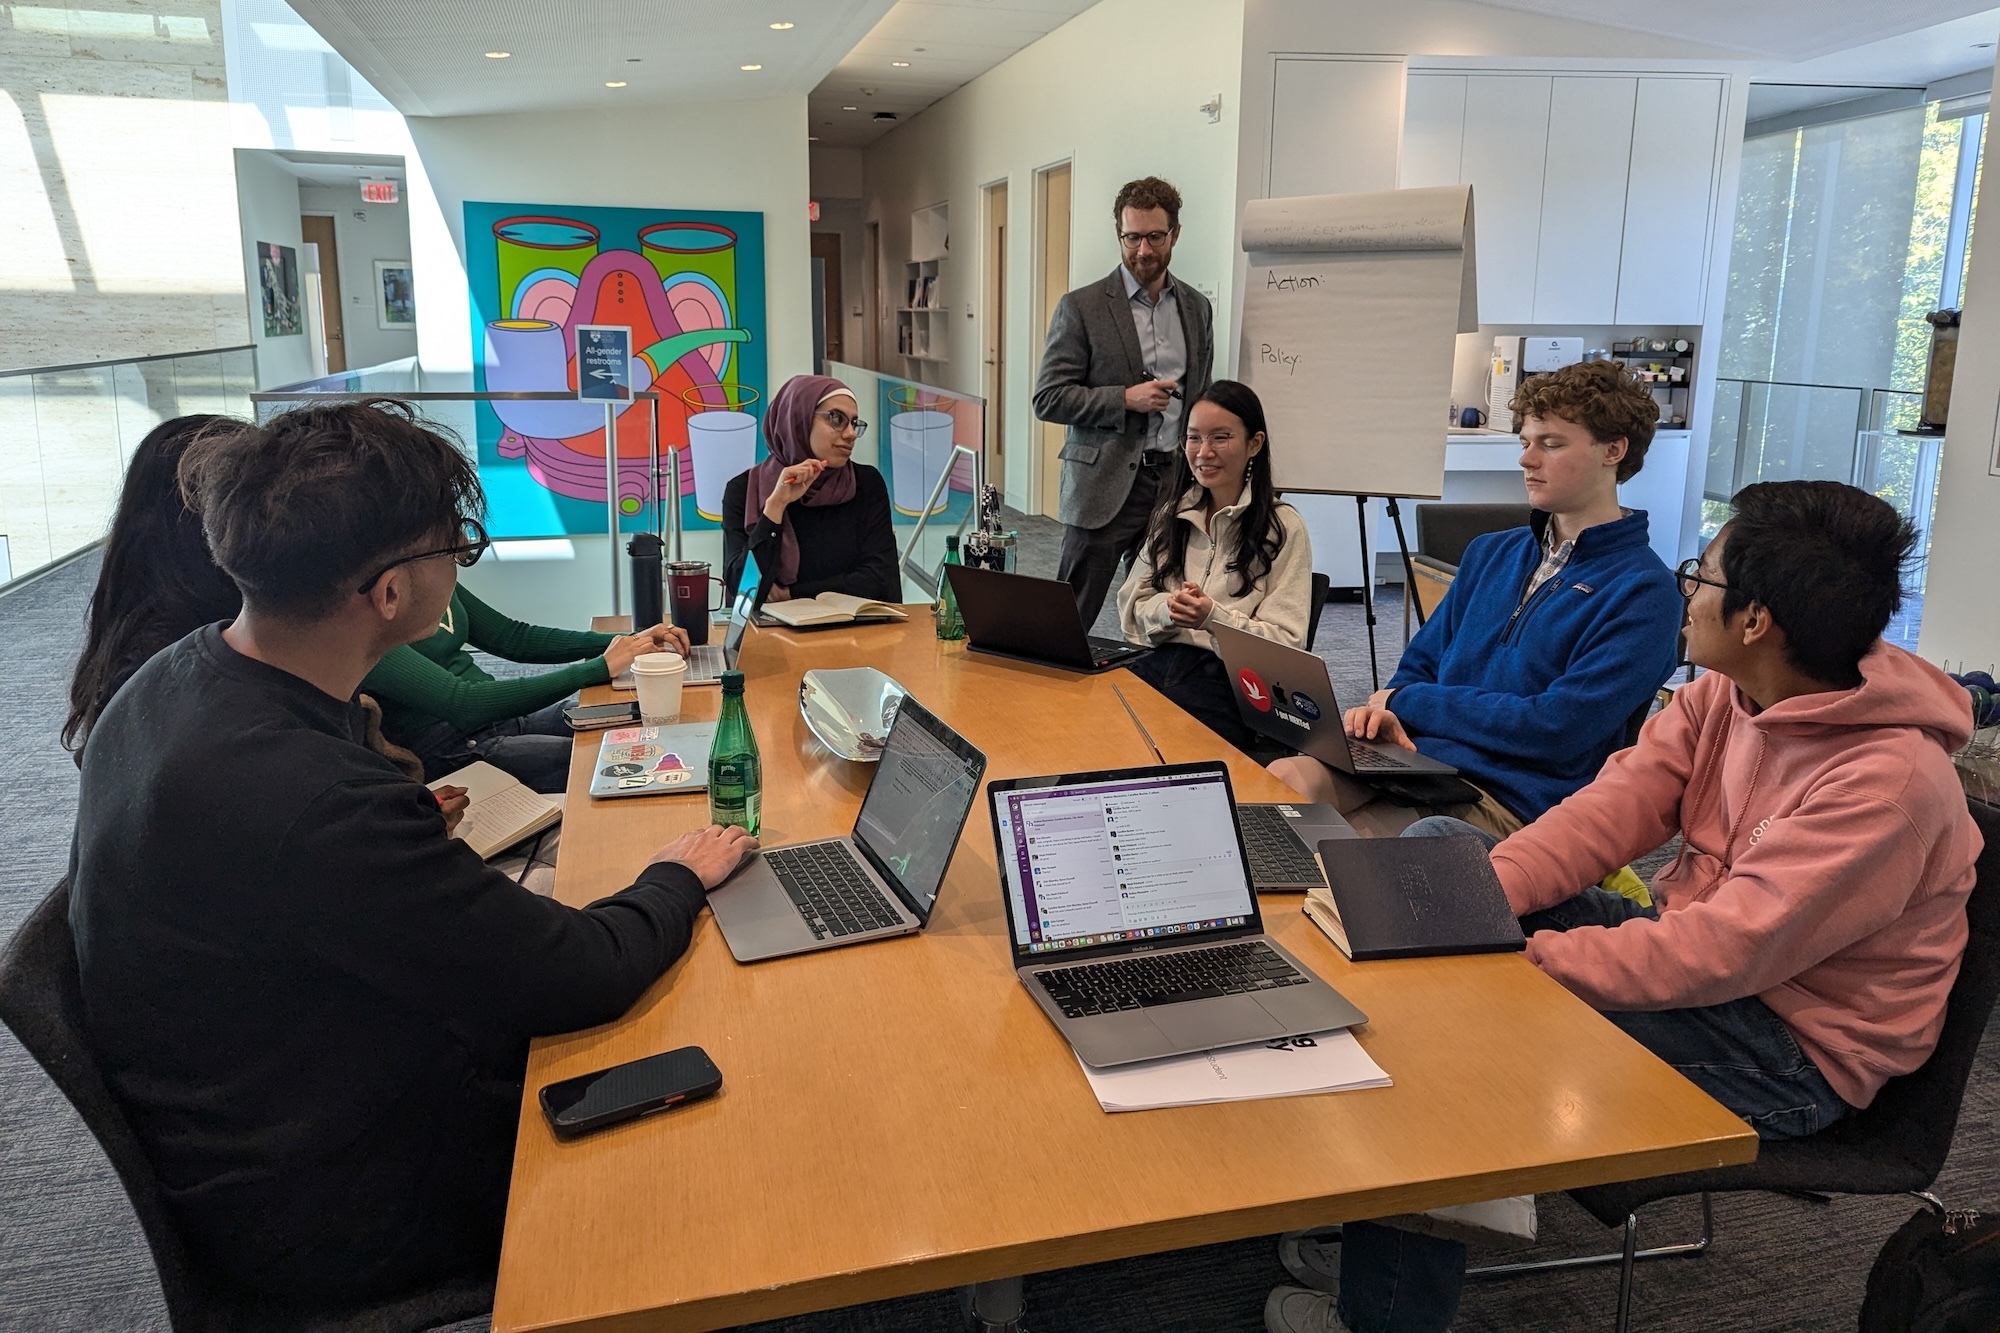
[464,202,767,537]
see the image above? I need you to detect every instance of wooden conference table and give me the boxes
[491,616,1755,1333]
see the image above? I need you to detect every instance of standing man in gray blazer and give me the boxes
[1033,176,1215,627]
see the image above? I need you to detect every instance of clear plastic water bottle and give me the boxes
[935,535,966,641]
[707,669,761,835]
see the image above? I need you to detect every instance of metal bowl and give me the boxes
[798,667,909,762]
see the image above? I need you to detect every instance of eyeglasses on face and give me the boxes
[1118,229,1173,250]
[1184,431,1241,451]
[814,408,869,439]
[356,517,490,595]
[1675,557,1731,600]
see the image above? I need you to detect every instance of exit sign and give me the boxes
[808,200,820,223]
[361,180,399,204]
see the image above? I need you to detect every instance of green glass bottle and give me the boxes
[707,669,761,835]
[935,535,966,641]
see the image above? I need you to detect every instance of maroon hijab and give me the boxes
[743,373,860,586]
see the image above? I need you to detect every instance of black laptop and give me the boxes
[946,565,1149,674]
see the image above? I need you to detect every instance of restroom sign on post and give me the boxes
[575,325,632,402]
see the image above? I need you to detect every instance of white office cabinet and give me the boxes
[1400,73,1467,188]
[1532,77,1637,324]
[1460,76,1552,323]
[1617,77,1726,324]
[1268,56,1407,197]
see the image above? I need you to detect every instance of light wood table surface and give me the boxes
[492,616,1755,1333]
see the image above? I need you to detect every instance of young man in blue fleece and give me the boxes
[1270,359,1683,838]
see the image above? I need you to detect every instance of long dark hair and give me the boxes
[64,415,244,753]
[1144,379,1287,598]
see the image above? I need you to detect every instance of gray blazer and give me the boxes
[1031,266,1215,531]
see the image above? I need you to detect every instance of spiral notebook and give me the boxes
[588,723,716,800]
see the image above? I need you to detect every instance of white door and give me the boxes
[1460,75,1553,324]
[1400,73,1467,188]
[1268,57,1407,196]
[1617,77,1725,324]
[1533,77,1637,324]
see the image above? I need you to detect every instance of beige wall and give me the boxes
[0,0,248,371]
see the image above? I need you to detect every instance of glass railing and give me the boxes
[242,363,987,628]
[0,345,257,587]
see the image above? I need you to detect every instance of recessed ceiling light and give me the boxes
[741,63,763,71]
[842,105,857,111]
[770,21,794,30]
[809,135,819,141]
[604,80,627,88]
[484,50,510,58]
[891,60,910,67]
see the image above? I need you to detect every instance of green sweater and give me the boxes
[363,587,616,739]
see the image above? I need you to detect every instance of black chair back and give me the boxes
[0,881,207,1329]
[1306,571,1331,648]
[1414,503,1533,570]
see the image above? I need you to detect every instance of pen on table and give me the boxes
[1112,685,1167,765]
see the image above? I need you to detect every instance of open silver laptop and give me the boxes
[708,695,987,963]
[1211,623,1457,778]
[988,761,1366,1068]
[615,551,766,690]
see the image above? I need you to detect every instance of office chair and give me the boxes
[1306,571,1331,649]
[1470,797,2000,1333]
[1404,504,1533,634]
[0,880,495,1333]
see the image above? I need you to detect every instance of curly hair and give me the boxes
[178,398,483,621]
[1510,360,1659,482]
[1112,176,1183,230]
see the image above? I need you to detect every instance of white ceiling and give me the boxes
[1470,0,1997,61]
[1749,6,2000,90]
[805,0,1101,149]
[283,0,898,117]
[269,150,406,190]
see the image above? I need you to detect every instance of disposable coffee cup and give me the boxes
[630,652,687,724]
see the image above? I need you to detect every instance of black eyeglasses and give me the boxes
[1118,229,1174,250]
[1675,557,1731,600]
[356,517,490,595]
[814,408,869,439]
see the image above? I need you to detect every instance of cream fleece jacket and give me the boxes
[1117,495,1313,652]
[1490,642,1981,1108]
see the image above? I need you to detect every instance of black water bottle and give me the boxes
[628,534,664,629]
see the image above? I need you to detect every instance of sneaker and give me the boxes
[1264,1284,1352,1333]
[1278,1225,1342,1290]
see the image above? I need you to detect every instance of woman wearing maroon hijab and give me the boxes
[722,374,900,604]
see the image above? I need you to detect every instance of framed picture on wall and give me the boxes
[258,242,301,337]
[375,259,415,330]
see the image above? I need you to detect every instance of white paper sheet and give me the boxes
[1078,1029,1391,1113]
[1239,185,1478,500]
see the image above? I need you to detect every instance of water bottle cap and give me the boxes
[945,535,959,549]
[719,669,745,694]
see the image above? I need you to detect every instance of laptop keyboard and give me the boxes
[1087,635,1140,664]
[764,843,903,940]
[1348,744,1405,770]
[1034,941,1309,1017]
[687,643,725,681]
[1236,806,1324,886]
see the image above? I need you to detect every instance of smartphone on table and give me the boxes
[538,1046,723,1140]
[564,701,639,731]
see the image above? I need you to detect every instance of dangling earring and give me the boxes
[1244,456,1256,487]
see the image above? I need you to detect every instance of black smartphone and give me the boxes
[564,701,639,731]
[538,1046,722,1140]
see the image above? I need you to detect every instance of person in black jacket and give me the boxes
[68,398,756,1306]
[721,373,900,605]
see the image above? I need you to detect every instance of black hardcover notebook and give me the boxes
[1311,836,1526,960]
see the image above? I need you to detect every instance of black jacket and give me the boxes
[69,626,707,1302]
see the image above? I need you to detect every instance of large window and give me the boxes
[1707,99,1984,541]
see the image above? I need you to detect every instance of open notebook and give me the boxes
[760,592,908,629]
[428,761,562,861]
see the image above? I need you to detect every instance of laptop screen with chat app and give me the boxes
[992,768,1255,957]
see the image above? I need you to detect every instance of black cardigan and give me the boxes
[721,462,901,602]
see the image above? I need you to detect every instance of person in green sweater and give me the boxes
[366,582,686,793]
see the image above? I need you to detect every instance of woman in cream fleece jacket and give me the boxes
[1117,379,1312,749]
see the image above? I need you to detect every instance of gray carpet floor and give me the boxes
[3,531,1994,1333]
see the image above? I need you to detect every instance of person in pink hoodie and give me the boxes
[1267,479,1982,1333]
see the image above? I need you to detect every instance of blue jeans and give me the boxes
[408,699,576,794]
[1335,816,1853,1333]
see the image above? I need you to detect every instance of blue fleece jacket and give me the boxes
[1387,509,1681,822]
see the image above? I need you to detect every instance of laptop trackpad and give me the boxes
[1148,995,1286,1050]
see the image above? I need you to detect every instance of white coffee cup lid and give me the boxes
[630,652,686,674]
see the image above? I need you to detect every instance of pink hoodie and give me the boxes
[1491,642,1981,1109]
